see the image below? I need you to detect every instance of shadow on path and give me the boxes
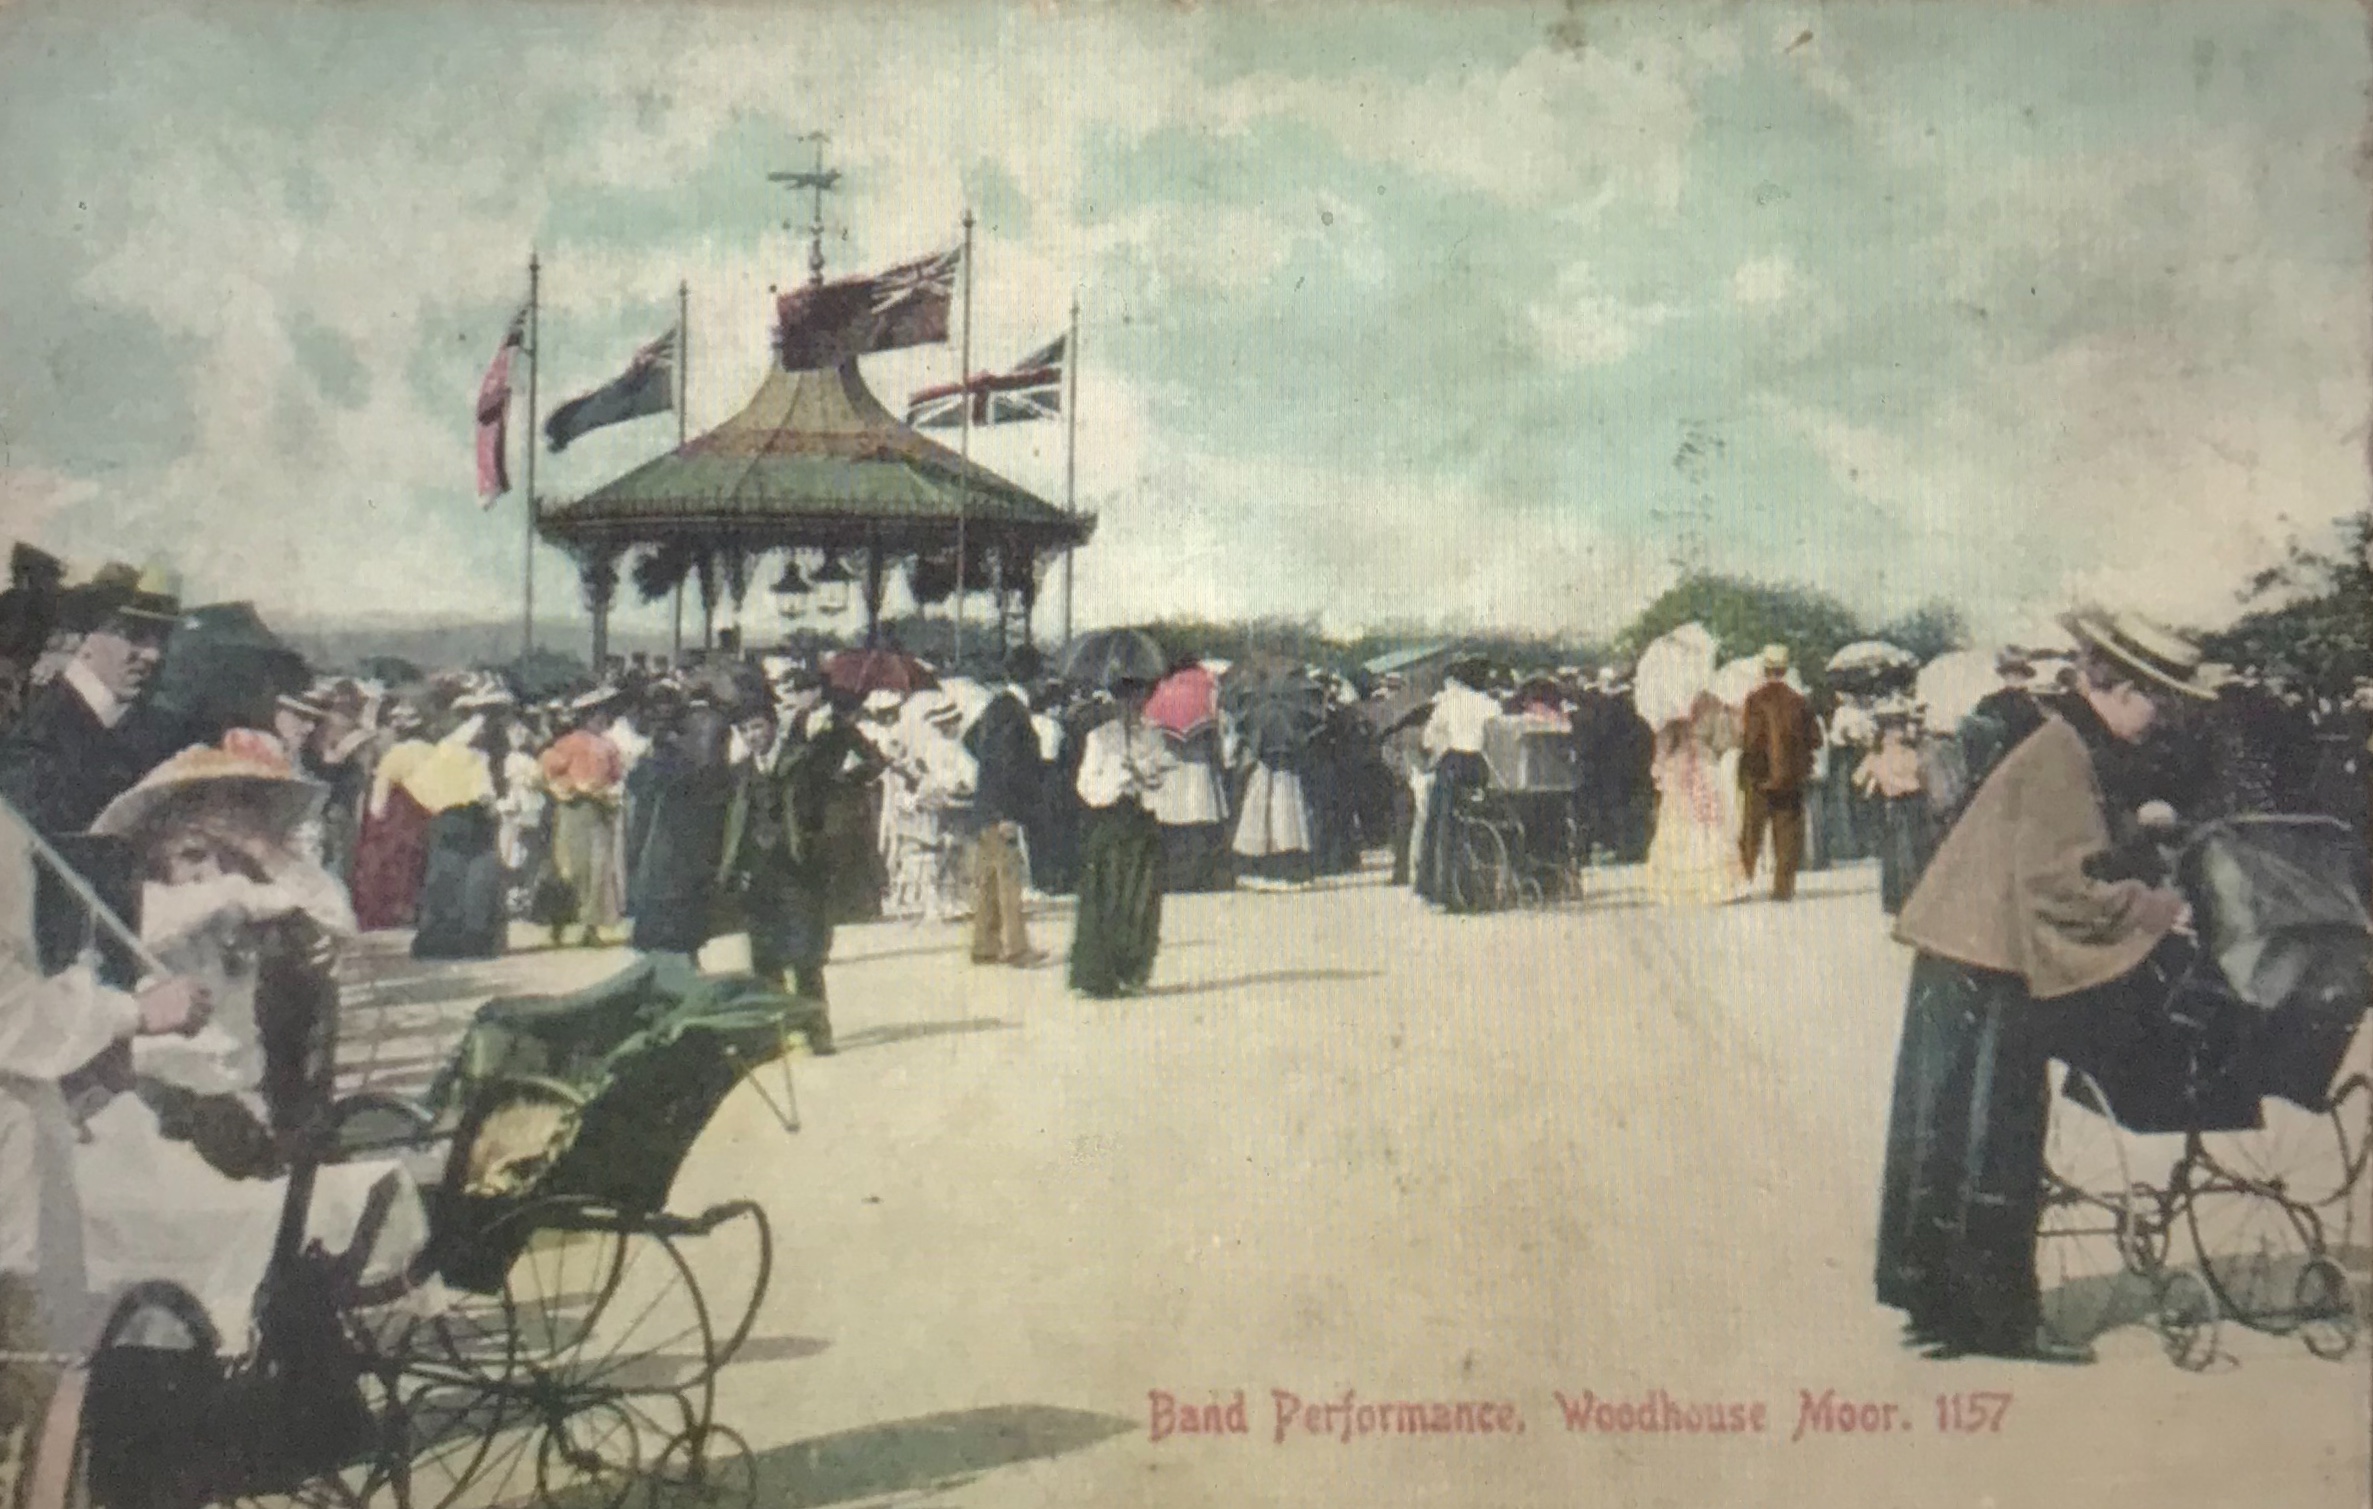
[1140,967,1383,1000]
[749,1404,1135,1508]
[832,1018,1019,1052]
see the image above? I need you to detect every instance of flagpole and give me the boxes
[671,279,688,663]
[523,251,540,661]
[1063,290,1079,647]
[955,208,974,670]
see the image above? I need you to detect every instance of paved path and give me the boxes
[346,861,2372,1509]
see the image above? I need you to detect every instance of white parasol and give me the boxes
[1826,640,1916,675]
[1915,649,2000,729]
[1631,623,1720,729]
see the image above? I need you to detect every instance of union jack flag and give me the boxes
[906,336,1065,429]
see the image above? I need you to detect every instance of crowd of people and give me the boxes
[0,537,2368,1429]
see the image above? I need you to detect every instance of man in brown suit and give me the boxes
[1736,643,1817,899]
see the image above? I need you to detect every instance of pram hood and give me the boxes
[2179,815,2370,1018]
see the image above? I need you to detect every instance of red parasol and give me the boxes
[1143,664,1219,737]
[822,647,938,697]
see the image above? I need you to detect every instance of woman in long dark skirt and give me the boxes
[412,703,513,960]
[1412,660,1503,907]
[1069,680,1171,998]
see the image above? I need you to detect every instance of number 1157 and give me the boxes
[1936,1392,2011,1433]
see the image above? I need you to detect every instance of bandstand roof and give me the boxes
[537,358,1093,555]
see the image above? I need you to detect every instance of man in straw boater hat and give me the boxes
[1874,608,2213,1365]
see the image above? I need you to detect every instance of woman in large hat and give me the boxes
[65,734,426,1356]
[90,737,353,1125]
[536,686,628,947]
[1069,674,1174,998]
[1875,609,2210,1364]
[407,681,517,960]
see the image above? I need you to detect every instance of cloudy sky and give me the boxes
[0,0,2366,646]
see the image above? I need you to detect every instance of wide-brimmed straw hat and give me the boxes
[89,742,327,843]
[2061,609,2216,702]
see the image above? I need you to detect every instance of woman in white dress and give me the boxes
[1643,691,1749,906]
[879,693,977,923]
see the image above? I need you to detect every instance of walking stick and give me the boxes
[0,795,170,979]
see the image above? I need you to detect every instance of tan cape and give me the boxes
[1892,714,2174,1000]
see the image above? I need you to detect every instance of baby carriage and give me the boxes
[1445,716,1586,911]
[22,952,801,1509]
[2037,815,2373,1368]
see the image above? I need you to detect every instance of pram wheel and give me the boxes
[2293,1257,2359,1361]
[1451,821,1513,913]
[2181,1185,2318,1336]
[532,1399,640,1509]
[2039,1068,2154,1345]
[649,1425,756,1509]
[2154,1271,2223,1372]
[413,1197,716,1509]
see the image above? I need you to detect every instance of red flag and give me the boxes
[476,302,528,503]
[775,248,957,370]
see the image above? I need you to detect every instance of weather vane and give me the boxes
[767,132,840,289]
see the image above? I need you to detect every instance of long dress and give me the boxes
[1152,724,1233,893]
[350,738,434,931]
[407,732,506,960]
[1232,752,1315,886]
[412,804,504,959]
[540,730,626,934]
[628,721,735,957]
[1644,701,1746,905]
[1069,717,1170,998]
[350,784,430,932]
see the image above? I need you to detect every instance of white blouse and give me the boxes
[1423,682,1501,758]
[1076,717,1173,810]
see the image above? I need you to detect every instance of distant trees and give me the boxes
[1876,602,1970,664]
[2199,506,2372,697]
[1612,573,1865,674]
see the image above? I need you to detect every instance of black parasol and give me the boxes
[1056,628,1169,689]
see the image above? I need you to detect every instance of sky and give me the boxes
[0,0,2367,649]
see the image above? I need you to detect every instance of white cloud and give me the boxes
[0,467,100,546]
[1198,29,1738,217]
[1730,254,1796,309]
[1528,262,1676,369]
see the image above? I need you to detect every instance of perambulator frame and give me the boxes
[2037,815,2373,1369]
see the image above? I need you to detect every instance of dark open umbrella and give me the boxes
[1056,628,1168,689]
[822,647,937,697]
[149,601,309,740]
[1223,655,1327,754]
